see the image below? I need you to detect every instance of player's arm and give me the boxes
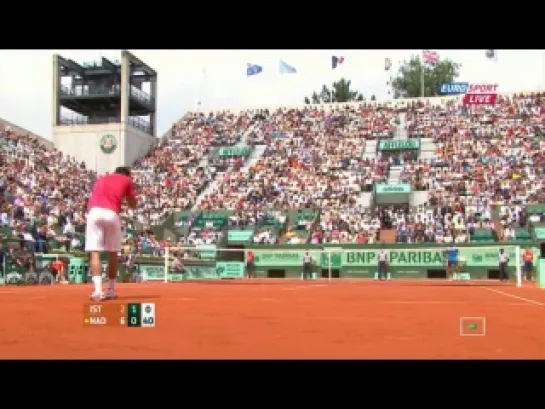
[126,180,138,209]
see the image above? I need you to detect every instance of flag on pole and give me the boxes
[279,60,296,74]
[422,50,439,66]
[247,63,263,76]
[332,56,344,69]
[385,58,392,71]
[485,49,497,61]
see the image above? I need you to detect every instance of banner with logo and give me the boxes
[227,230,254,243]
[251,247,537,269]
[322,247,343,269]
[343,247,535,267]
[139,264,218,281]
[253,250,322,267]
[139,265,166,281]
[215,262,245,278]
[218,146,252,157]
[195,213,227,229]
[375,184,411,194]
[183,265,218,279]
[463,83,498,106]
[439,82,469,95]
[375,184,412,204]
[378,140,420,151]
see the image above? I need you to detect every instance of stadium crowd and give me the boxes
[395,93,545,243]
[2,91,545,250]
[0,124,93,253]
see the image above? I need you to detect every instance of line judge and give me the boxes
[498,248,510,281]
[375,243,390,281]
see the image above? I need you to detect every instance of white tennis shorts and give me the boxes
[85,207,122,252]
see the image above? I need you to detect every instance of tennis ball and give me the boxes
[468,323,477,330]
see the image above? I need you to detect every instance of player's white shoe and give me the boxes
[89,292,106,302]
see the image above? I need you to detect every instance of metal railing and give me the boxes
[60,85,120,97]
[59,115,151,134]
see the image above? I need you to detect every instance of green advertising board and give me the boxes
[343,247,529,267]
[215,262,245,278]
[322,247,343,268]
[254,250,322,267]
[252,246,535,269]
[375,184,412,194]
[534,228,545,240]
[195,213,227,229]
[375,184,412,204]
[140,265,167,281]
[139,262,244,281]
[218,146,251,157]
[227,230,254,243]
[183,265,218,279]
[378,139,420,151]
[139,264,217,281]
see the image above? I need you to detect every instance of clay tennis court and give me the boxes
[1,280,544,359]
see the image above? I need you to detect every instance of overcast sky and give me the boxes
[0,49,543,139]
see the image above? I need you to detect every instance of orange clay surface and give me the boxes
[1,279,545,359]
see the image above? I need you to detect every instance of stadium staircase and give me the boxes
[385,113,408,184]
[363,139,378,160]
[379,228,397,243]
[357,191,374,208]
[244,145,266,169]
[387,166,402,184]
[192,173,222,211]
[394,112,408,140]
[191,124,261,210]
[419,138,435,160]
[239,123,258,146]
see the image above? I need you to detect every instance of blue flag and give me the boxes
[279,60,296,74]
[247,63,263,76]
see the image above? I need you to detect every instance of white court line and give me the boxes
[482,287,545,306]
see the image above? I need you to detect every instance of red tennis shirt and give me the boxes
[87,174,135,214]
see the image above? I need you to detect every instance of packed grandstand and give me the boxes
[1,91,545,262]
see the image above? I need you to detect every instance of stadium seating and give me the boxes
[2,91,545,254]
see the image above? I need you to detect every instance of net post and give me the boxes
[164,246,169,284]
[515,244,521,288]
[327,249,332,282]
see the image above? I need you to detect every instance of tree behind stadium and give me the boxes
[304,78,365,104]
[391,56,461,98]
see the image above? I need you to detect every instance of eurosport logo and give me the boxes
[463,83,499,106]
[440,82,469,95]
[440,82,499,105]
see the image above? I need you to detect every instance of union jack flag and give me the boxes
[422,50,439,66]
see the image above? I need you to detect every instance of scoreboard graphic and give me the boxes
[83,303,156,327]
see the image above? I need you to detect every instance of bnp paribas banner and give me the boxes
[253,250,323,267]
[254,247,537,268]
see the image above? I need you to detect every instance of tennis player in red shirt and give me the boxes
[86,167,137,301]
